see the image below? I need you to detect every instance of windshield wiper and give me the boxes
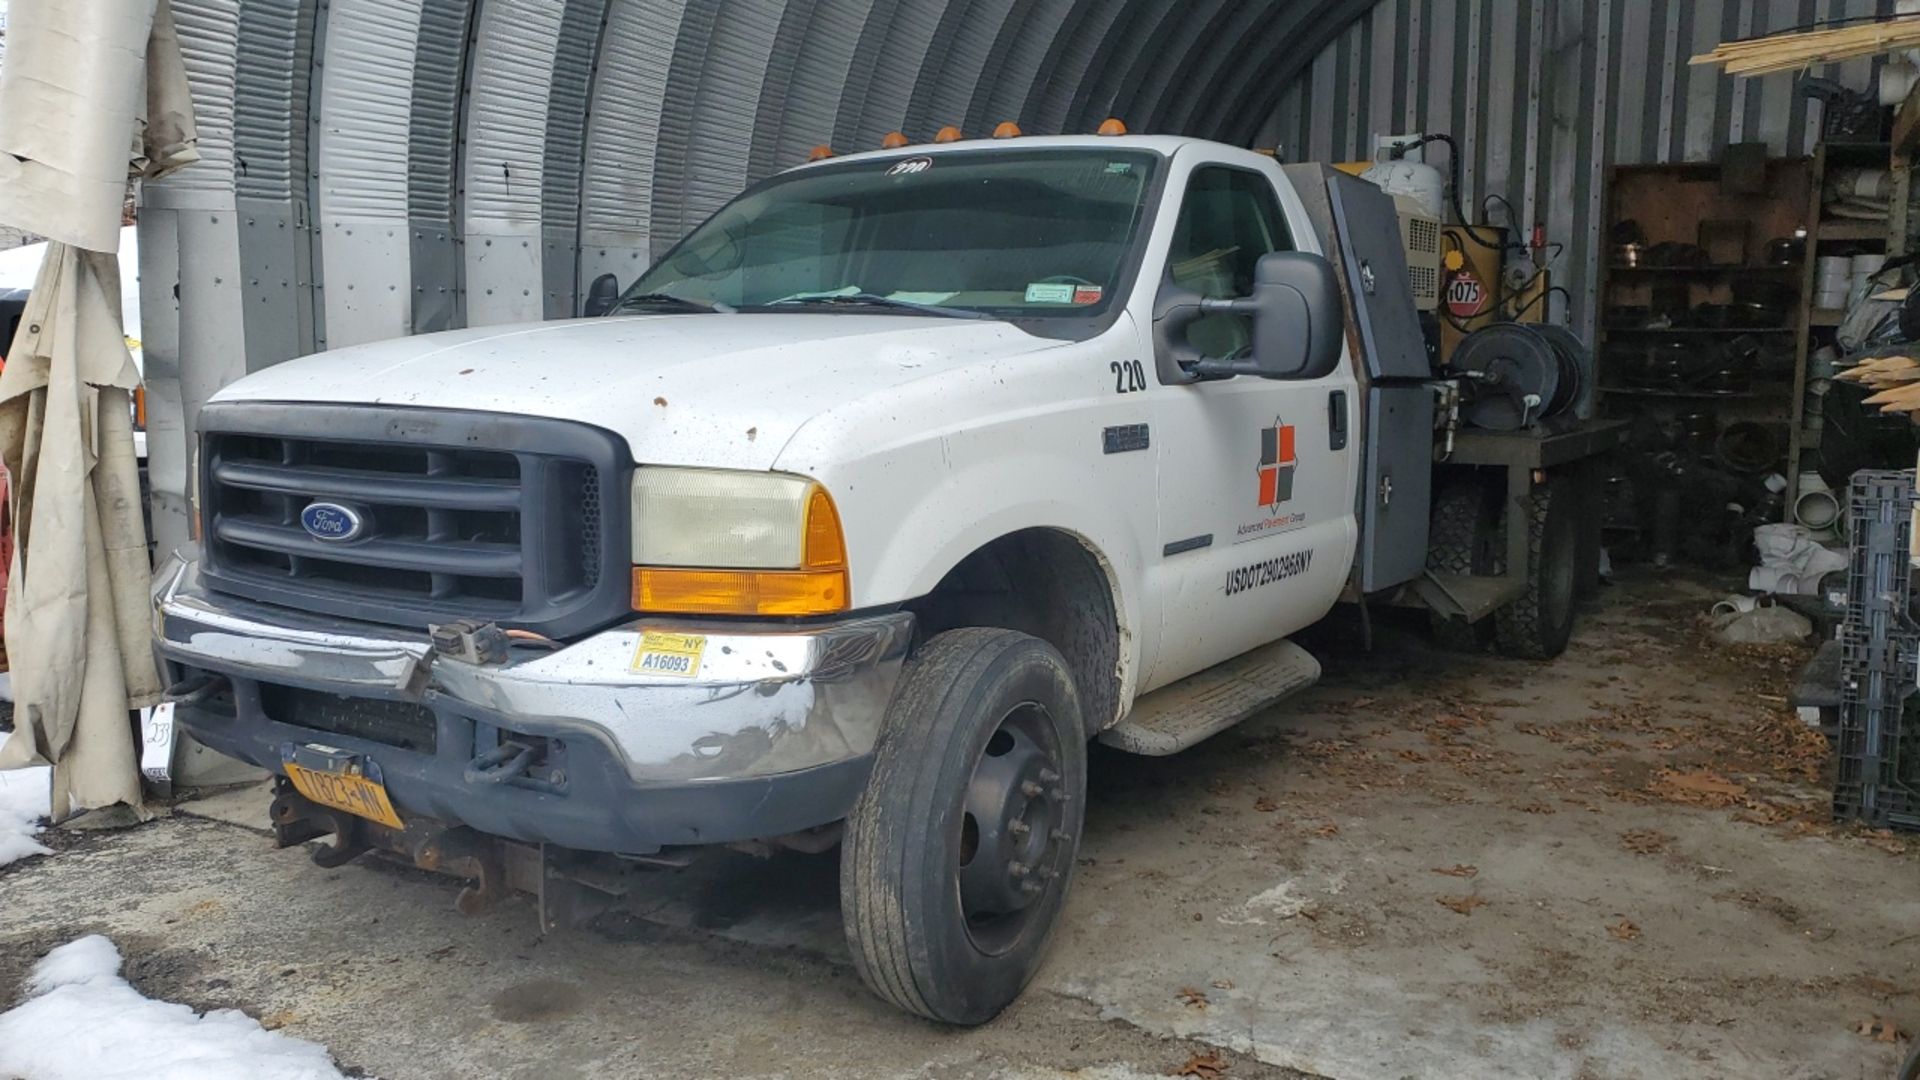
[613,292,733,314]
[766,292,991,320]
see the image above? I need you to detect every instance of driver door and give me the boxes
[1144,161,1358,692]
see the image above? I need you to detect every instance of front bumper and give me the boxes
[152,548,912,852]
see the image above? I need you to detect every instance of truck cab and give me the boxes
[154,133,1601,1025]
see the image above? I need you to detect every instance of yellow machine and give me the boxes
[1436,224,1548,363]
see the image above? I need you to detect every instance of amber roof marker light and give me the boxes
[933,125,963,143]
[1097,118,1128,136]
[880,131,910,149]
[992,121,1022,139]
[807,144,835,161]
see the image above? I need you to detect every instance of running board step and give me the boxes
[1098,639,1320,756]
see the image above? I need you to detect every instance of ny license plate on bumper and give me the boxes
[283,746,404,831]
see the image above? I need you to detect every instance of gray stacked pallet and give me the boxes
[1835,470,1920,828]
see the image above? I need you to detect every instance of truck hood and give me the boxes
[212,314,1067,469]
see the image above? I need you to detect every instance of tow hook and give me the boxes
[162,671,229,705]
[463,741,537,785]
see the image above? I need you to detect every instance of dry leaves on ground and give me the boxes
[1252,795,1278,813]
[1862,829,1909,856]
[1431,864,1479,878]
[1857,1016,1909,1043]
[1173,1049,1230,1078]
[1621,828,1673,854]
[1607,919,1641,941]
[1210,978,1234,990]
[1310,822,1340,837]
[1176,986,1209,1009]
[1733,801,1796,826]
[1437,894,1488,916]
[1647,768,1748,808]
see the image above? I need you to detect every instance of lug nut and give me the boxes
[1021,780,1043,797]
[1050,828,1071,842]
[1008,820,1030,837]
[1008,860,1029,878]
[1037,866,1057,880]
[1049,787,1066,800]
[1020,879,1043,895]
[1039,768,1060,783]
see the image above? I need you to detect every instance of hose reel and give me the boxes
[1451,322,1587,431]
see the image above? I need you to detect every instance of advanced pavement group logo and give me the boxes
[1257,420,1297,510]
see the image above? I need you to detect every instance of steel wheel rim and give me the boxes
[955,701,1071,956]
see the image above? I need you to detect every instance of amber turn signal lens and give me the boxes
[633,567,848,617]
[802,488,845,571]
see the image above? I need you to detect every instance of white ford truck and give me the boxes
[154,133,1617,1024]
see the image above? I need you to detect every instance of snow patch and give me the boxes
[0,935,351,1080]
[1219,879,1312,925]
[0,729,52,867]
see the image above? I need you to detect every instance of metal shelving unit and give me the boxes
[1785,140,1896,515]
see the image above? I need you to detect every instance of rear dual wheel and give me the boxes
[1427,473,1581,661]
[1426,477,1504,652]
[1493,476,1579,661]
[841,628,1086,1025]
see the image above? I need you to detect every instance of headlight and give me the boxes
[629,467,848,616]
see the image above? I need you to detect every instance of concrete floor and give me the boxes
[3,572,1917,1079]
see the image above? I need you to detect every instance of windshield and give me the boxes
[620,149,1161,323]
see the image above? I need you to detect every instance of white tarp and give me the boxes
[0,0,195,820]
[0,1,194,251]
[0,226,144,363]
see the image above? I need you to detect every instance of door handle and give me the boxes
[1328,390,1349,451]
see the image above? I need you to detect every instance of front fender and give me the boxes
[771,321,1161,706]
[867,464,1144,712]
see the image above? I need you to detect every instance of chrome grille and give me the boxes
[198,404,631,638]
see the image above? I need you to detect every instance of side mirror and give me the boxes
[1154,251,1345,381]
[583,273,621,318]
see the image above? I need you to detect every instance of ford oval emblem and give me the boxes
[300,501,366,542]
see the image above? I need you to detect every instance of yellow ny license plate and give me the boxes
[284,761,404,830]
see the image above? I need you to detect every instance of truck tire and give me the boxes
[1426,476,1501,651]
[841,627,1086,1025]
[1494,476,1578,660]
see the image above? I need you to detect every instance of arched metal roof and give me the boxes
[151,0,1375,347]
[138,0,1374,552]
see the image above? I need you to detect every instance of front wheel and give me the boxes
[841,627,1087,1025]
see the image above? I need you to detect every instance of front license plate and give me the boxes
[285,761,404,830]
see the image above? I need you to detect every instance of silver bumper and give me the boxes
[151,549,913,784]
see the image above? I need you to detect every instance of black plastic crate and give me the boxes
[1845,470,1915,628]
[1839,627,1918,697]
[1835,470,1920,829]
[1835,690,1920,829]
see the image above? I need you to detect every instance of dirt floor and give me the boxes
[3,570,1918,1079]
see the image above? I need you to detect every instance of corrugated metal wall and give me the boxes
[1263,0,1901,341]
